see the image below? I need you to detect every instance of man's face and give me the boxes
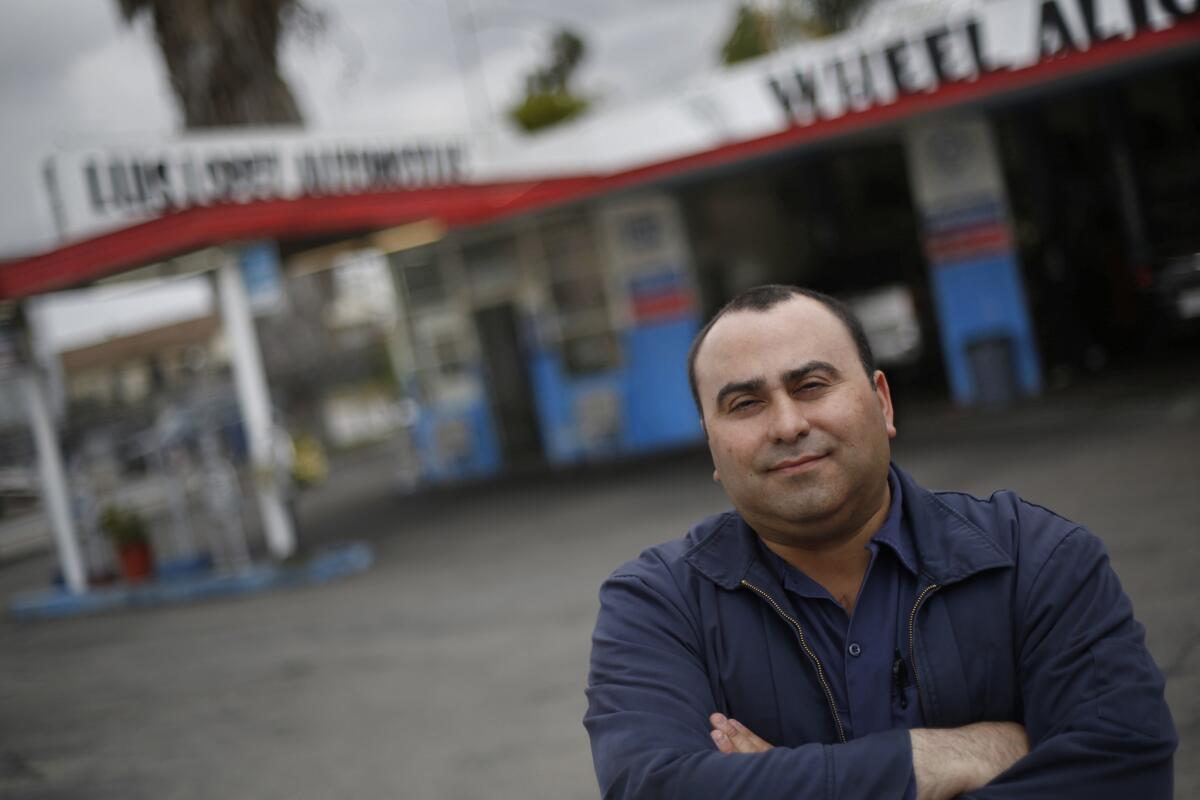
[693,296,896,547]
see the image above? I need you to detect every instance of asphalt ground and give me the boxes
[1,359,1198,799]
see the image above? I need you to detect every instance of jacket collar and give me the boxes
[894,464,1013,584]
[683,463,1013,591]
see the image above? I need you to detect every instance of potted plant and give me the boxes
[100,505,155,582]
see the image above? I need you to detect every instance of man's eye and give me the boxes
[730,399,759,412]
[794,382,825,393]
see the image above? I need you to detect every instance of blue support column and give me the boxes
[905,115,1042,406]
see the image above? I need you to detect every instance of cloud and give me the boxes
[58,25,176,133]
[0,2,116,99]
[581,0,737,106]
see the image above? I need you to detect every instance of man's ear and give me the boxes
[873,370,897,439]
[700,416,720,482]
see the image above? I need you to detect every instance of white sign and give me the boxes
[763,0,1193,126]
[905,115,1009,215]
[44,131,470,242]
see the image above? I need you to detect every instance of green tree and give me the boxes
[720,4,775,66]
[508,28,591,134]
[115,0,322,128]
[719,0,875,66]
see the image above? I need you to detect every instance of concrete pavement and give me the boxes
[1,362,1198,799]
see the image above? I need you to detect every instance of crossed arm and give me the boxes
[709,712,1029,800]
[585,571,1023,799]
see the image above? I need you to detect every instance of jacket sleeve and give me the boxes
[967,526,1177,799]
[584,569,914,799]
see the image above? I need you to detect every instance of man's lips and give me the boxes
[767,454,827,473]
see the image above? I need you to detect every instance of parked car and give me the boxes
[845,284,923,367]
[1153,252,1200,338]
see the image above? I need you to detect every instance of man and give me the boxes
[584,285,1176,799]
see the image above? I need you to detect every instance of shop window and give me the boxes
[541,214,620,375]
[563,331,620,375]
[433,335,470,377]
[462,237,519,294]
[575,386,621,448]
[392,248,446,309]
[621,213,664,254]
[549,273,608,325]
[409,310,475,405]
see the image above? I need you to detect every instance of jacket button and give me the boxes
[848,642,862,657]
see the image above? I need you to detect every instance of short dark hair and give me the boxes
[686,284,877,415]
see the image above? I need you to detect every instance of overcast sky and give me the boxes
[0,0,744,259]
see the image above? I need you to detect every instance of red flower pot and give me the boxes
[117,542,155,583]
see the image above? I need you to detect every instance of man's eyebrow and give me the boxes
[782,361,841,383]
[712,362,841,409]
[714,378,764,409]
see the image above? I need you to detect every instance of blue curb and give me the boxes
[7,542,375,620]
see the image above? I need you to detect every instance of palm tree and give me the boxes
[115,0,318,128]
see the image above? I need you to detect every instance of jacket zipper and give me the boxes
[907,583,941,723]
[741,579,847,744]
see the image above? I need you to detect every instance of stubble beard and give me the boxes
[747,458,890,552]
[743,471,852,549]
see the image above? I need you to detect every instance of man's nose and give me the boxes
[766,397,810,443]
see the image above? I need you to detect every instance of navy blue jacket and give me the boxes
[584,466,1176,798]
